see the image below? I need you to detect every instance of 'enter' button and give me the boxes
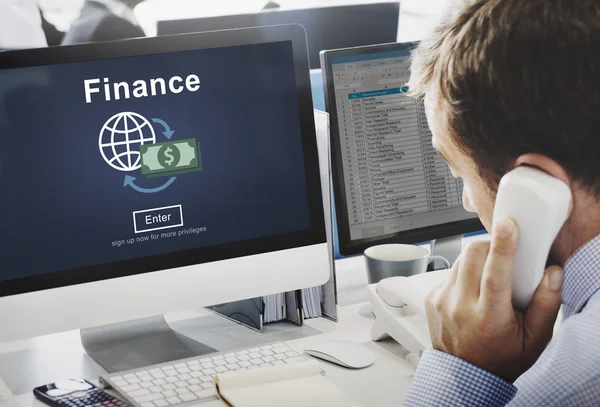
[133,204,183,234]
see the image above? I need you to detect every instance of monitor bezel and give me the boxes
[320,42,483,257]
[0,24,326,297]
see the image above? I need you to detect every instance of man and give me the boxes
[61,0,145,45]
[404,0,600,405]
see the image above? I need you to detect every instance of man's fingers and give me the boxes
[456,240,489,298]
[480,217,519,311]
[430,256,459,300]
[524,266,563,345]
[426,263,458,315]
[440,258,459,291]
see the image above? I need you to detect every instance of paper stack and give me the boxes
[302,286,323,319]
[263,293,285,323]
[263,288,323,323]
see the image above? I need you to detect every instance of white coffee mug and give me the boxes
[364,244,450,284]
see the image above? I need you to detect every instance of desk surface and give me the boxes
[10,308,415,407]
[1,235,489,407]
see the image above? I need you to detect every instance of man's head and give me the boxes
[410,0,600,238]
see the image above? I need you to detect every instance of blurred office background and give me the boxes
[37,0,452,43]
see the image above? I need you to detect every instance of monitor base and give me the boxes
[81,315,217,373]
[429,234,463,270]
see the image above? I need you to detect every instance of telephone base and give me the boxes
[367,270,450,356]
[370,318,389,341]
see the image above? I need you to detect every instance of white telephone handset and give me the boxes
[368,166,571,362]
[492,166,571,309]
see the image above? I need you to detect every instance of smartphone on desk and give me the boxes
[34,379,130,407]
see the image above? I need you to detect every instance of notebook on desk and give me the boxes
[214,360,362,407]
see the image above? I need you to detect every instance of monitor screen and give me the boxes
[0,40,313,284]
[324,44,481,255]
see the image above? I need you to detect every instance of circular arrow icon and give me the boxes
[123,175,177,194]
[152,118,175,139]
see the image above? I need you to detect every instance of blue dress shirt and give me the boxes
[405,234,600,406]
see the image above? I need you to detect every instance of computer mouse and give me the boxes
[304,340,374,369]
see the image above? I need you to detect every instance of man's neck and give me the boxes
[554,190,600,265]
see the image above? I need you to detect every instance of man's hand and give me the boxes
[425,217,564,382]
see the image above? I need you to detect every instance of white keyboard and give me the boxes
[100,343,307,406]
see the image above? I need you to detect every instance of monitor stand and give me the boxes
[429,234,463,270]
[81,315,216,373]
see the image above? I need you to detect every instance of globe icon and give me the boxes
[99,112,156,171]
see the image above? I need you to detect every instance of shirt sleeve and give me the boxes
[404,349,517,407]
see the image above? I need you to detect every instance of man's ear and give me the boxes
[514,153,574,213]
[514,154,571,186]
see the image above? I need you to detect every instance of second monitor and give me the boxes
[321,42,483,258]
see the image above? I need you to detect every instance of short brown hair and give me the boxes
[410,0,600,194]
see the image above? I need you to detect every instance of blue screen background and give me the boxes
[0,41,311,281]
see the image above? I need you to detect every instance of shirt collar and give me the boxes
[91,0,140,27]
[562,234,600,318]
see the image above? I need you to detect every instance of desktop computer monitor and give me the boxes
[321,42,483,258]
[0,24,329,345]
[157,3,401,70]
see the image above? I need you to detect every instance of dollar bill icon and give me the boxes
[140,139,202,177]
